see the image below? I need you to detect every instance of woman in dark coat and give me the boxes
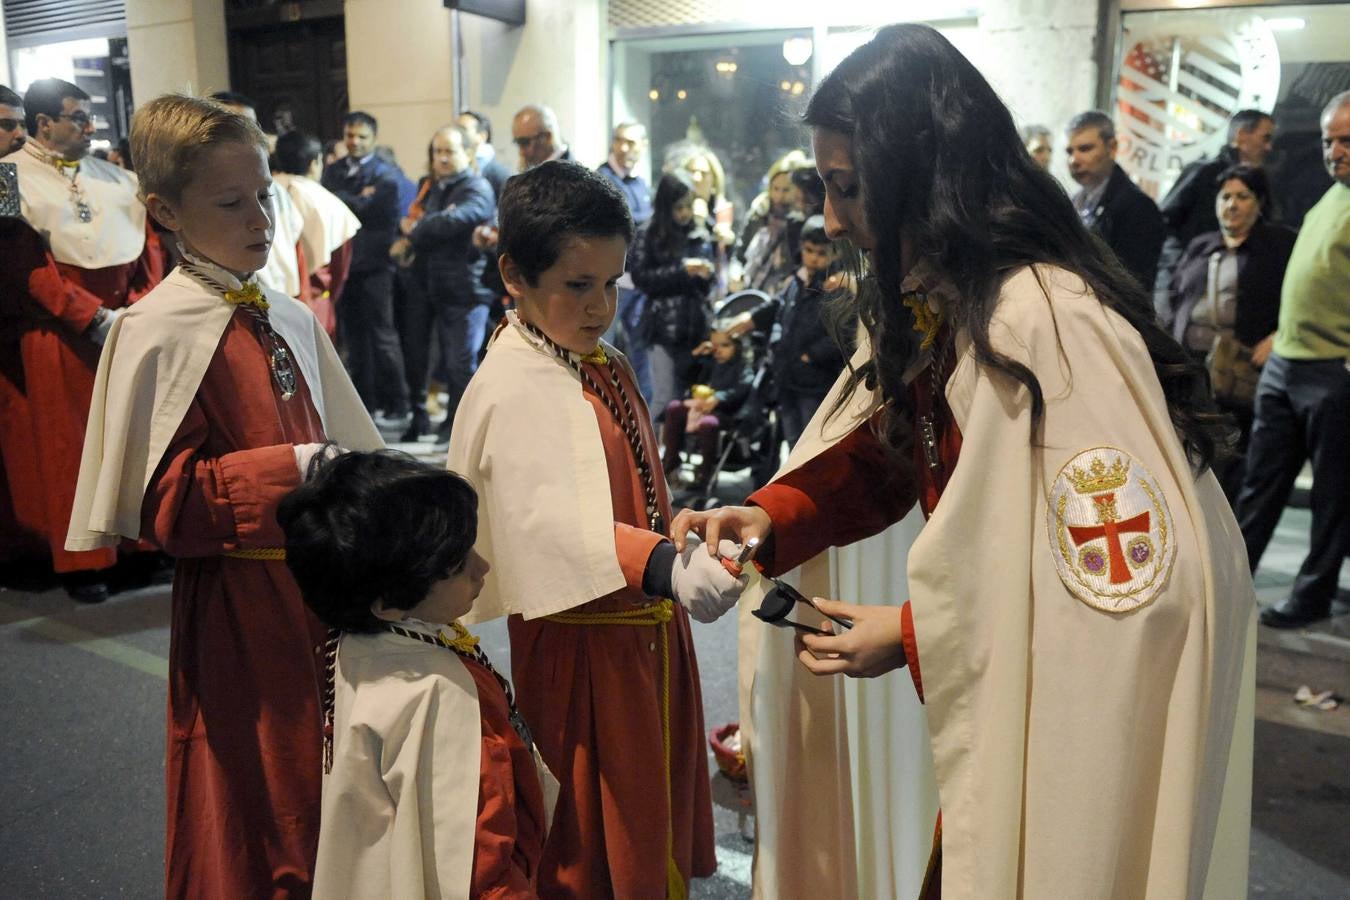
[631,171,716,420]
[1168,163,1297,498]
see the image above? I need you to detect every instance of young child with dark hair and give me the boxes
[277,449,551,899]
[731,214,849,446]
[447,160,743,897]
[64,93,382,897]
[662,325,753,492]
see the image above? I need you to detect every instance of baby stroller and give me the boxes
[673,290,784,511]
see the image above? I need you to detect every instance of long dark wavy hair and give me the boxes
[805,24,1227,471]
[647,171,698,260]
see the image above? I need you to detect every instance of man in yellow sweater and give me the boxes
[1236,90,1350,628]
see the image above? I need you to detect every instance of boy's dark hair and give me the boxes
[343,110,378,134]
[275,129,322,175]
[277,450,479,632]
[23,78,90,134]
[208,90,256,113]
[800,214,830,247]
[497,160,634,285]
[0,84,22,108]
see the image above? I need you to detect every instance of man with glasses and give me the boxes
[0,78,163,602]
[510,104,570,170]
[0,85,26,155]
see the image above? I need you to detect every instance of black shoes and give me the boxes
[62,573,109,604]
[1259,598,1331,629]
[399,409,431,443]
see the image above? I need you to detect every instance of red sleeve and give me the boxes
[294,240,312,303]
[2,221,105,334]
[470,664,543,899]
[615,522,665,599]
[901,600,924,703]
[139,398,301,556]
[748,414,917,575]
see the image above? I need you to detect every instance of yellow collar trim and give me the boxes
[223,281,270,311]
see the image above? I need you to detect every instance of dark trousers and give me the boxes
[618,288,653,403]
[777,388,828,448]
[338,267,409,414]
[401,282,489,434]
[1235,353,1350,608]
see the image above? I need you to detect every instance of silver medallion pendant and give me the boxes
[269,343,297,401]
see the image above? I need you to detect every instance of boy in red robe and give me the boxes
[448,161,744,897]
[278,449,554,898]
[65,94,381,898]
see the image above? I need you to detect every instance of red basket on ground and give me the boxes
[709,722,747,783]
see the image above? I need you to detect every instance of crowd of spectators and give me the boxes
[1,78,1346,626]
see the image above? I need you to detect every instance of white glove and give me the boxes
[88,307,121,346]
[670,537,747,624]
[293,442,341,477]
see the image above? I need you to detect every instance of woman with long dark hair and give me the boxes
[632,171,716,419]
[674,24,1253,898]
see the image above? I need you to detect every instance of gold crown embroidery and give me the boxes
[1067,456,1130,495]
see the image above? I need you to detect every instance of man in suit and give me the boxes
[322,110,409,422]
[1066,110,1165,297]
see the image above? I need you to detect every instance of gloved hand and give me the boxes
[670,537,747,623]
[293,442,342,477]
[88,307,121,346]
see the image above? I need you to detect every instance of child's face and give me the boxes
[503,234,627,354]
[672,195,694,227]
[801,240,834,275]
[710,331,737,363]
[384,548,490,625]
[768,172,801,213]
[147,142,275,277]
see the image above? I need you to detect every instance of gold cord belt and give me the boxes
[222,547,286,560]
[544,599,686,899]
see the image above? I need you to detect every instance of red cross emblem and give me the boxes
[1067,492,1152,585]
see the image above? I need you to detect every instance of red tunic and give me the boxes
[506,357,716,898]
[0,219,162,571]
[465,657,548,898]
[140,309,328,899]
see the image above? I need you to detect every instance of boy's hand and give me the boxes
[399,216,417,236]
[691,340,714,356]
[684,258,713,278]
[670,537,747,623]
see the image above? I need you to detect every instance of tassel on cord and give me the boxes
[321,628,341,773]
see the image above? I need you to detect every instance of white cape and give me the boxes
[448,314,626,622]
[740,331,939,900]
[911,266,1253,898]
[66,266,382,550]
[275,173,362,270]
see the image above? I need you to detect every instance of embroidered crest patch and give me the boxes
[1047,447,1176,613]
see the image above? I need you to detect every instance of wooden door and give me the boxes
[228,16,348,142]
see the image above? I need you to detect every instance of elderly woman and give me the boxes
[1168,163,1297,499]
[675,24,1253,899]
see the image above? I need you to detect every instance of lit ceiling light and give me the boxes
[1264,17,1305,31]
[649,89,660,101]
[782,36,813,67]
[790,81,805,96]
[677,89,688,100]
[714,60,738,75]
[780,80,792,91]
